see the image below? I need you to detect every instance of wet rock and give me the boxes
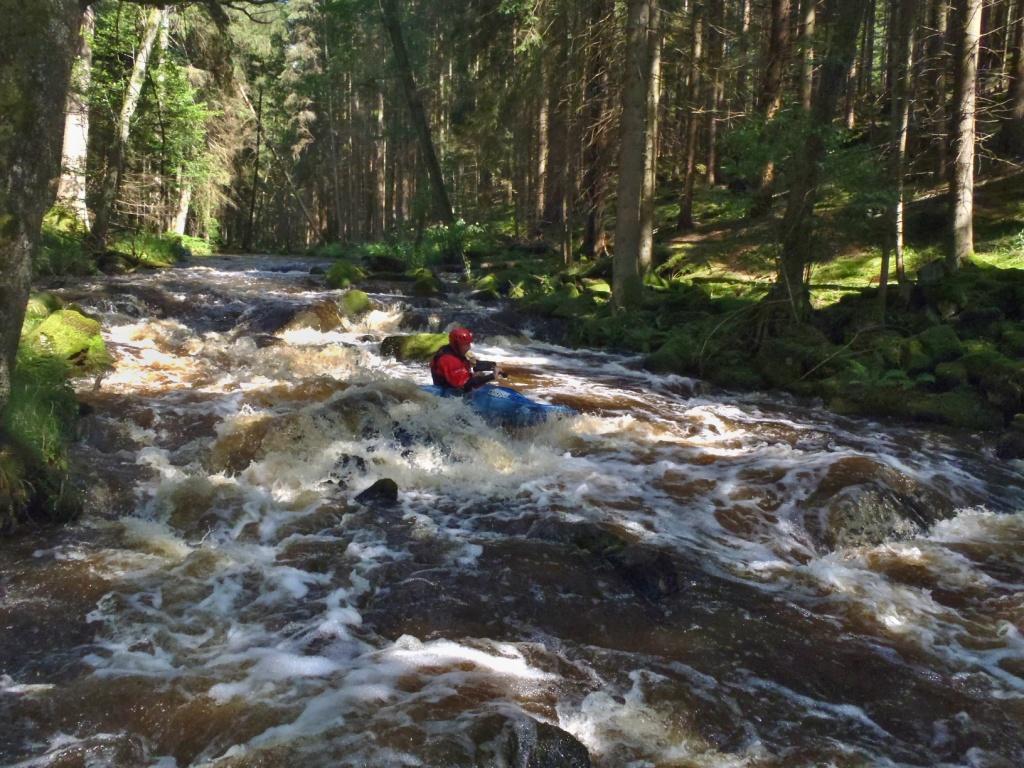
[996,430,1024,460]
[309,265,326,275]
[606,544,680,601]
[354,478,399,506]
[498,717,592,768]
[283,299,346,333]
[802,456,957,550]
[234,301,298,335]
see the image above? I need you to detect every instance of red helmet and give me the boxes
[449,327,473,348]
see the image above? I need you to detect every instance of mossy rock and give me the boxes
[326,261,366,289]
[380,333,448,361]
[756,325,835,387]
[959,349,1024,414]
[1001,327,1024,357]
[644,331,702,375]
[24,292,62,320]
[934,360,969,390]
[25,309,111,373]
[408,268,443,297]
[340,289,373,317]
[916,325,964,364]
[900,338,934,375]
[707,354,767,389]
[831,385,1004,431]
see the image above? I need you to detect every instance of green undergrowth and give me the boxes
[36,206,215,277]
[2,292,115,532]
[478,179,1024,433]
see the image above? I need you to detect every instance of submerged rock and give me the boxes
[354,478,399,506]
[500,717,592,768]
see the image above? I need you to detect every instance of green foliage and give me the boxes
[36,207,94,277]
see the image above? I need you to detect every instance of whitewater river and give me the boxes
[2,255,1023,767]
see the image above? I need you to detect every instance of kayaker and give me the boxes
[430,327,500,393]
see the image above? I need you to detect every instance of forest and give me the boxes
[1,1,1024,765]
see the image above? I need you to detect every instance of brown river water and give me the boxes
[2,255,1023,767]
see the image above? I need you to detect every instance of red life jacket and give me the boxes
[430,345,473,390]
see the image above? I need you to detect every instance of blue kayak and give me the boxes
[420,384,577,427]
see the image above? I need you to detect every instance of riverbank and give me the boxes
[2,212,215,531]
[367,176,1024,448]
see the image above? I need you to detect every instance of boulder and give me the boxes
[996,430,1024,460]
[380,333,448,361]
[916,325,964,364]
[284,299,346,333]
[25,309,111,372]
[325,261,366,289]
[340,289,373,317]
[502,717,591,768]
[354,478,398,506]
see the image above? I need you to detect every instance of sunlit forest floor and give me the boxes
[654,172,1024,309]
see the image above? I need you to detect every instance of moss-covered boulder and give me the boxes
[1001,327,1024,357]
[755,325,834,387]
[959,349,1024,415]
[934,360,969,390]
[24,309,111,373]
[916,325,964,364]
[380,333,448,361]
[340,289,373,317]
[24,292,62,321]
[831,386,1004,431]
[409,268,443,297]
[326,261,366,289]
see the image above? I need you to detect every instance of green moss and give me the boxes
[831,386,1004,431]
[916,325,964,363]
[408,268,443,297]
[1001,327,1024,356]
[339,289,373,317]
[935,361,969,390]
[326,261,366,289]
[24,309,111,373]
[901,338,934,375]
[380,333,448,361]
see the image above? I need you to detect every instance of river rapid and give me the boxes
[2,255,1023,768]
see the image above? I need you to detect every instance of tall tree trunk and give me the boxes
[581,0,613,258]
[57,7,94,228]
[775,0,868,320]
[734,0,753,115]
[705,0,725,183]
[613,0,660,309]
[750,0,793,217]
[798,0,817,111]
[880,0,917,318]
[949,0,983,270]
[90,6,167,248]
[639,4,663,273]
[930,0,951,178]
[542,6,569,230]
[379,0,454,225]
[1000,0,1024,154]
[0,0,85,414]
[243,87,263,252]
[171,179,192,236]
[678,3,705,231]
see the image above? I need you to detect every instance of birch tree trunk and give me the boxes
[949,0,982,271]
[57,7,94,228]
[90,6,167,248]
